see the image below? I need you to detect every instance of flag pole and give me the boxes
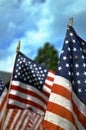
[1,41,21,130]
[16,40,21,53]
[68,17,73,26]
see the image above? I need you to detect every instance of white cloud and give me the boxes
[0,0,86,72]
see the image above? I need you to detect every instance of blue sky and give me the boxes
[0,0,86,72]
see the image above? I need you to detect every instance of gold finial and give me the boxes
[16,40,21,53]
[68,17,73,26]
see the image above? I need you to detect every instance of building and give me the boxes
[0,71,11,89]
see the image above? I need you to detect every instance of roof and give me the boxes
[0,71,11,85]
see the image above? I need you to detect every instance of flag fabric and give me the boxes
[28,110,44,130]
[7,51,55,115]
[0,87,8,129]
[43,25,86,130]
[0,75,6,96]
[0,75,7,129]
[0,88,43,130]
[2,108,30,130]
[2,108,43,130]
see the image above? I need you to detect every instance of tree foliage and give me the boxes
[34,42,59,71]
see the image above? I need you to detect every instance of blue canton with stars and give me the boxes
[13,52,48,91]
[0,75,5,96]
[56,26,86,104]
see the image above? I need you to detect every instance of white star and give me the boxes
[15,75,17,78]
[68,47,71,51]
[76,72,80,76]
[58,66,62,70]
[65,40,69,44]
[63,56,67,60]
[75,64,79,68]
[82,63,86,67]
[80,48,82,51]
[18,72,20,76]
[61,50,64,54]
[70,32,73,36]
[77,80,81,84]
[83,71,86,76]
[66,64,69,67]
[81,55,84,59]
[78,88,82,93]
[34,64,36,67]
[73,48,77,51]
[82,42,85,45]
[84,80,86,84]
[72,39,76,43]
[68,71,71,76]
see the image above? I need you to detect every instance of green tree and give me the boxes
[34,42,59,71]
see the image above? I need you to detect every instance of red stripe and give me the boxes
[13,110,23,130]
[11,84,47,105]
[46,75,55,82]
[43,120,64,130]
[1,90,8,111]
[19,111,28,129]
[53,84,86,128]
[6,109,19,129]
[72,101,86,128]
[48,70,55,75]
[52,83,72,100]
[8,94,45,113]
[47,102,78,130]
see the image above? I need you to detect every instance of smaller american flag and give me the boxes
[7,51,55,115]
[0,75,5,96]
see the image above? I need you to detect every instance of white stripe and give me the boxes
[54,76,86,116]
[21,115,29,130]
[49,92,85,130]
[49,75,86,129]
[49,92,73,111]
[43,84,51,94]
[54,75,72,91]
[11,81,48,100]
[0,88,7,122]
[15,110,27,130]
[8,99,44,115]
[45,79,53,86]
[73,92,86,116]
[9,89,46,108]
[44,111,76,130]
[21,116,29,130]
[3,109,13,130]
[48,71,55,78]
[0,88,7,103]
[34,116,43,130]
[9,110,21,130]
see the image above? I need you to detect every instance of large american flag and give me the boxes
[7,51,55,115]
[43,25,86,130]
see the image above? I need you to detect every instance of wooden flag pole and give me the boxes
[68,17,73,26]
[1,41,21,130]
[16,40,21,53]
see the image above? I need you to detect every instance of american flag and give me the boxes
[0,75,6,96]
[43,25,86,130]
[1,88,44,130]
[7,51,55,115]
[2,108,30,130]
[2,108,43,130]
[0,87,8,129]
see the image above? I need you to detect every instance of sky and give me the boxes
[0,0,86,72]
